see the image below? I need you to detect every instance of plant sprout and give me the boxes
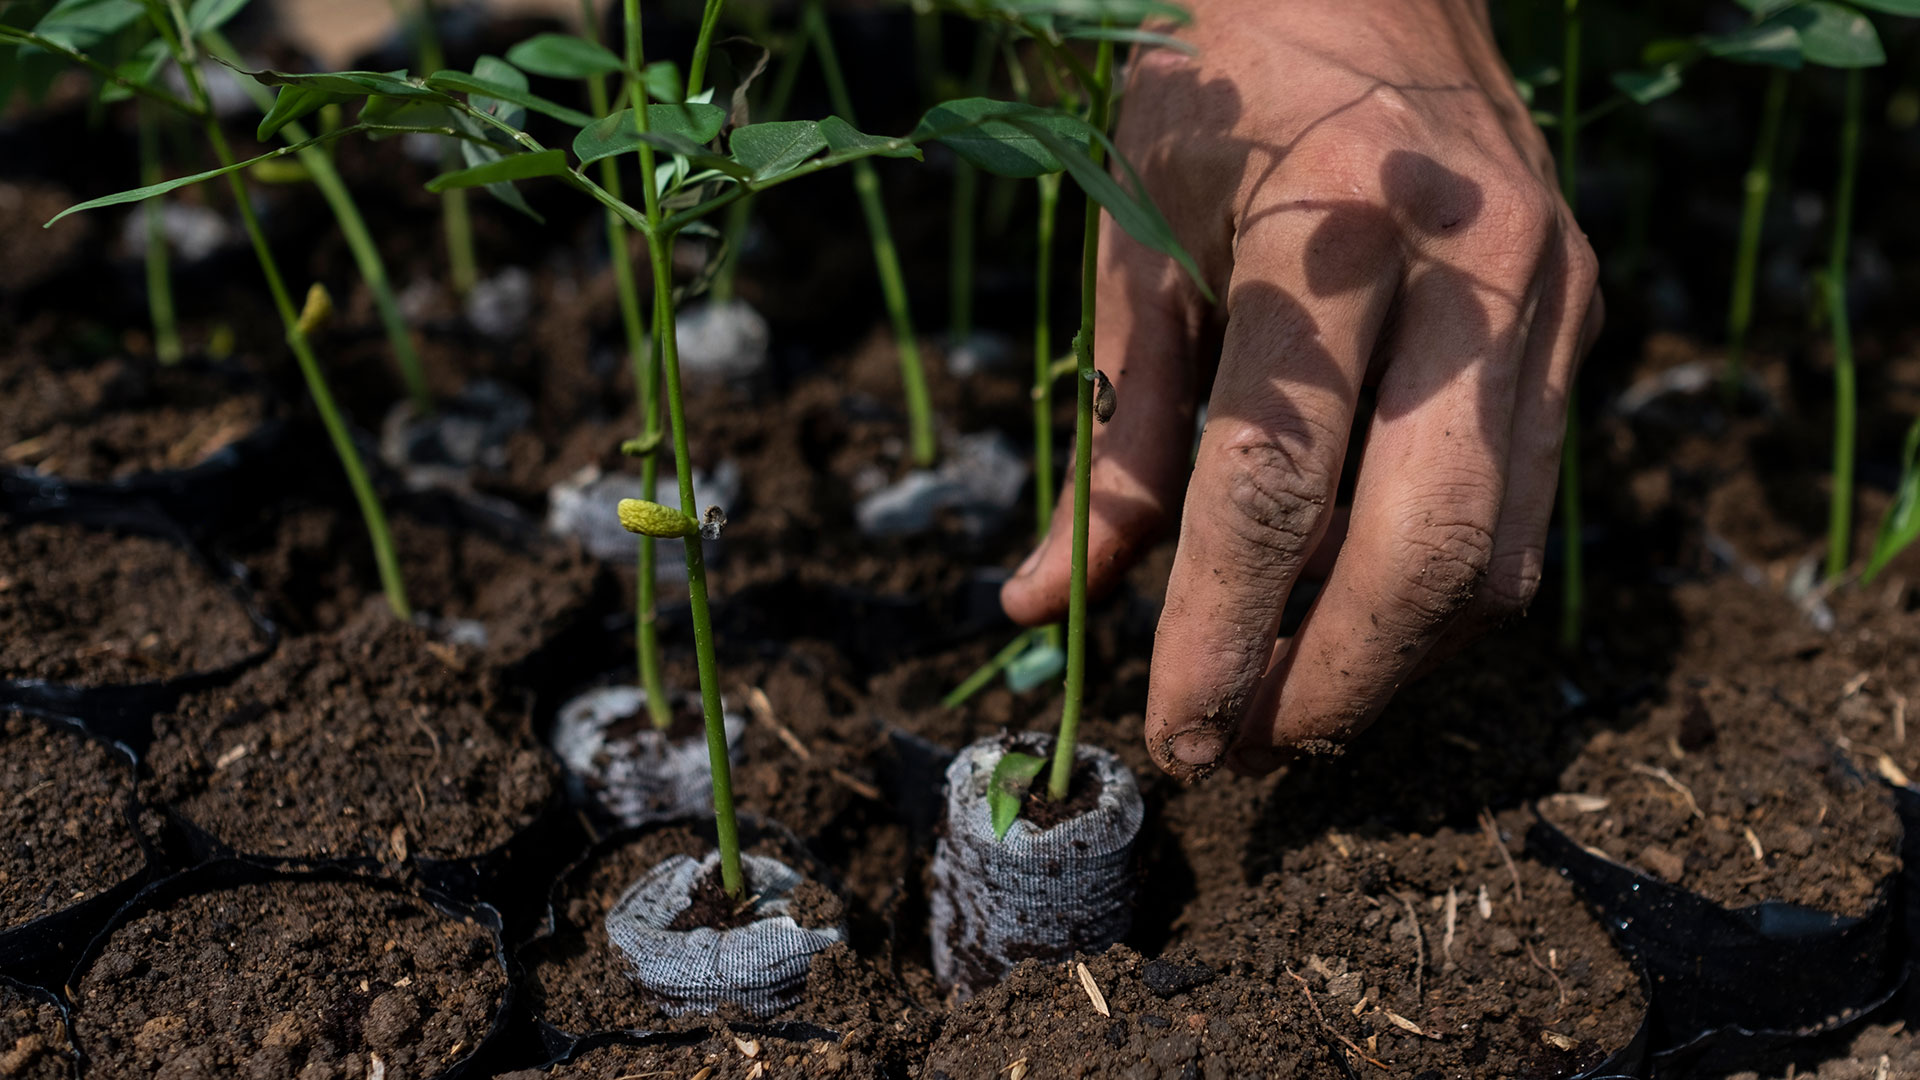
[14,0,413,619]
[406,0,478,298]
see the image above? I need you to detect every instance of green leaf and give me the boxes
[1850,0,1920,14]
[96,36,165,104]
[457,139,545,220]
[819,115,922,160]
[914,98,1087,178]
[185,0,247,34]
[1002,111,1212,299]
[1641,38,1703,67]
[258,83,353,140]
[1700,21,1805,67]
[1005,642,1065,694]
[571,102,726,165]
[234,65,449,103]
[44,126,348,225]
[643,59,681,102]
[425,147,567,190]
[1865,418,1920,581]
[469,54,527,130]
[1060,25,1196,53]
[425,68,594,127]
[30,0,141,50]
[504,32,621,79]
[1611,66,1683,105]
[997,0,1190,25]
[729,119,826,179]
[1781,1,1885,67]
[1738,0,1803,16]
[988,751,1047,840]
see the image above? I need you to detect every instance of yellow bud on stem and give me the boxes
[295,283,333,337]
[618,498,699,539]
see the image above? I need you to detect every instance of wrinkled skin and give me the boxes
[1000,0,1602,780]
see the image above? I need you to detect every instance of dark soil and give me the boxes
[0,980,70,1080]
[0,518,264,686]
[664,860,845,933]
[925,945,1340,1080]
[0,351,268,482]
[146,611,556,864]
[1019,756,1103,831]
[1541,576,1904,914]
[232,502,608,670]
[494,1028,847,1080]
[70,878,504,1079]
[0,712,143,932]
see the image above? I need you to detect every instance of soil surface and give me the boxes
[1541,576,1904,914]
[146,611,556,864]
[0,712,143,933]
[0,980,70,1080]
[0,519,263,686]
[70,878,504,1079]
[0,352,268,482]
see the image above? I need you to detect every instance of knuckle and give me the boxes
[1478,546,1544,620]
[1214,429,1337,567]
[1389,516,1496,626]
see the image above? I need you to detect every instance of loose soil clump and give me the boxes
[70,878,504,1079]
[0,980,70,1080]
[0,711,143,932]
[146,612,555,864]
[0,353,268,483]
[1182,823,1646,1078]
[0,518,263,686]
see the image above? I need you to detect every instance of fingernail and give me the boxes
[1170,729,1225,767]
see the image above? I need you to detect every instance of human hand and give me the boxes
[999,0,1602,779]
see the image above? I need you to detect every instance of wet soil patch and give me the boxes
[146,612,555,865]
[0,711,143,933]
[0,353,269,483]
[1019,756,1103,830]
[1541,579,1902,915]
[1180,821,1646,1078]
[70,878,504,1079]
[926,944,1341,1080]
[0,518,264,687]
[0,978,70,1080]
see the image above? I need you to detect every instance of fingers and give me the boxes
[1143,211,1403,780]
[1000,216,1202,627]
[1421,212,1601,669]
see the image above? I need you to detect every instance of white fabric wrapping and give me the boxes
[929,737,1143,996]
[551,686,745,827]
[606,851,843,1017]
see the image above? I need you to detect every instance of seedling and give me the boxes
[13,0,413,619]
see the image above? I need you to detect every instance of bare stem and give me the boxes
[1827,67,1862,582]
[137,99,182,365]
[1724,67,1788,402]
[1034,170,1061,652]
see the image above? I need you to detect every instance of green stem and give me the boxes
[1725,67,1789,402]
[803,0,937,468]
[158,16,408,618]
[1034,170,1061,652]
[1826,67,1863,582]
[684,0,726,100]
[578,0,671,727]
[1556,0,1583,651]
[137,99,183,365]
[712,23,809,305]
[948,25,997,342]
[204,28,432,413]
[1048,37,1112,803]
[629,0,742,897]
[411,0,477,296]
[941,627,1040,710]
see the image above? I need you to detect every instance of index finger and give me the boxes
[1144,209,1401,780]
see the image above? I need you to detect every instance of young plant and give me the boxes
[406,0,478,298]
[11,0,412,618]
[136,98,183,364]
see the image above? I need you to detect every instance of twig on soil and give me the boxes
[1628,763,1704,820]
[1524,942,1569,1018]
[1396,894,1425,1002]
[1743,826,1766,863]
[1479,809,1524,904]
[1895,694,1908,745]
[1285,967,1389,1071]
[1441,887,1458,972]
[1076,962,1110,1017]
[747,687,812,760]
[1477,884,1492,921]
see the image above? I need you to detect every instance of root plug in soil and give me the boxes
[146,612,555,864]
[926,945,1341,1080]
[1541,646,1902,915]
[70,878,504,1078]
[235,503,605,669]
[0,712,143,932]
[0,979,71,1080]
[0,519,263,686]
[0,354,268,483]
[1180,822,1647,1079]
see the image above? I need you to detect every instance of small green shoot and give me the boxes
[988,751,1046,839]
[1863,417,1920,581]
